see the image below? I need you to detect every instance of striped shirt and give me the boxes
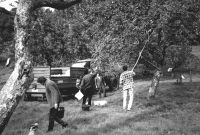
[120,70,135,90]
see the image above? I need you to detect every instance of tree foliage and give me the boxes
[28,9,91,66]
[73,0,200,71]
[1,0,200,70]
[0,7,15,57]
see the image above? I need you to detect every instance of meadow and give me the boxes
[1,74,200,135]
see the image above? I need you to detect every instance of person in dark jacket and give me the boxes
[80,69,96,108]
[37,76,68,132]
[76,69,89,90]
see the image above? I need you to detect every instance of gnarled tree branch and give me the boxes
[32,0,82,10]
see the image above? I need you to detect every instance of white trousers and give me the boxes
[123,88,134,110]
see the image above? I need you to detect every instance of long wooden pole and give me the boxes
[132,29,153,71]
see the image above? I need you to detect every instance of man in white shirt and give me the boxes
[119,65,136,111]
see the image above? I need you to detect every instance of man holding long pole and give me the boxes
[119,66,136,111]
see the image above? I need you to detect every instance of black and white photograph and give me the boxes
[0,0,200,134]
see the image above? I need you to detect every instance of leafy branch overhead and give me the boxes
[1,0,200,70]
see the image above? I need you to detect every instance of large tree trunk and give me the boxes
[0,0,82,133]
[148,70,161,99]
[0,1,34,134]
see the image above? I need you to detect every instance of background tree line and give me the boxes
[1,0,200,74]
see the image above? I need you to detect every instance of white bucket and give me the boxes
[94,100,108,106]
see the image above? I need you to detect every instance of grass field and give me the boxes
[1,46,200,135]
[2,76,200,135]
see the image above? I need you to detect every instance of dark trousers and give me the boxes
[82,89,93,106]
[48,107,66,131]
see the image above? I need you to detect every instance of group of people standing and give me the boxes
[75,65,136,112]
[36,65,136,132]
[76,68,107,108]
